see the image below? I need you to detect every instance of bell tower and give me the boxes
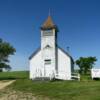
[41,16,58,77]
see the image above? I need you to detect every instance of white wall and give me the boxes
[57,48,71,80]
[29,50,42,79]
[29,48,72,80]
[41,29,56,77]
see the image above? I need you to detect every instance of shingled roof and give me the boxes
[41,16,58,31]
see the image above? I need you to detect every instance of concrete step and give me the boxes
[33,77,50,81]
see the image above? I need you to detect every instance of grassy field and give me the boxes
[0,71,29,80]
[9,79,100,100]
[1,71,100,100]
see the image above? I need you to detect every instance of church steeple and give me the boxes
[41,15,58,31]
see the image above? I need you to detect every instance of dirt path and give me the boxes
[0,80,15,90]
[0,80,51,100]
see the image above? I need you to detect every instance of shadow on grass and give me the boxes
[93,78,100,80]
[0,77,27,80]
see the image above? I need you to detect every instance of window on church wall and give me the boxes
[44,59,51,64]
[43,30,53,36]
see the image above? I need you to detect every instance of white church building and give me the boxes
[29,15,74,80]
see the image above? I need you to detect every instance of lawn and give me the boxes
[0,71,29,80]
[8,79,100,100]
[1,71,100,100]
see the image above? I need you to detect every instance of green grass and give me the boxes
[80,74,91,81]
[9,79,100,100]
[1,71,100,100]
[0,71,29,80]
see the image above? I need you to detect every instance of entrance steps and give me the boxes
[33,77,51,81]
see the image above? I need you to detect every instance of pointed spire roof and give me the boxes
[42,16,54,28]
[41,15,58,31]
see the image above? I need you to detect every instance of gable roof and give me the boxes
[29,48,40,60]
[29,46,74,63]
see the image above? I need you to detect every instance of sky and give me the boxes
[0,0,100,71]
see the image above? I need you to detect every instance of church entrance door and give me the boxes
[45,64,52,77]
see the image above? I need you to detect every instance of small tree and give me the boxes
[0,38,16,71]
[76,57,97,74]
